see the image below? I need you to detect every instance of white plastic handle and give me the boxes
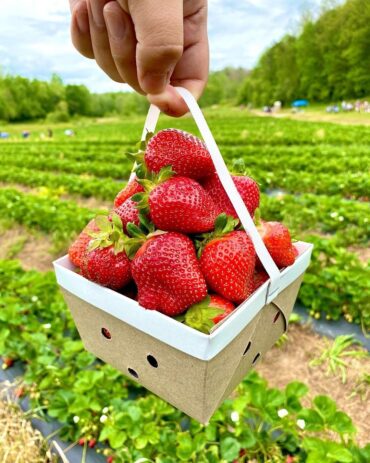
[135,87,281,303]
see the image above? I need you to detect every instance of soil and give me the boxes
[257,324,370,446]
[0,182,111,210]
[0,227,56,272]
[347,246,370,264]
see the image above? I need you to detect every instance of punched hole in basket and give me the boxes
[101,328,111,340]
[273,311,281,323]
[147,355,158,368]
[128,368,138,378]
[252,353,261,365]
[243,341,251,356]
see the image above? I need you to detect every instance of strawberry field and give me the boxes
[0,108,369,462]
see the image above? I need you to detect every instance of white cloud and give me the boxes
[0,0,324,92]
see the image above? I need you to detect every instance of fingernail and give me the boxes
[90,1,105,28]
[105,10,125,39]
[142,71,170,94]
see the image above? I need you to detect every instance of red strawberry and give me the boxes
[88,438,97,448]
[253,270,269,291]
[202,173,260,218]
[185,295,235,333]
[258,221,296,268]
[135,168,218,234]
[107,457,114,463]
[81,215,131,290]
[144,129,214,179]
[198,215,256,303]
[68,219,98,267]
[78,438,85,446]
[15,387,25,398]
[114,198,140,231]
[114,179,144,208]
[3,357,14,368]
[126,228,207,316]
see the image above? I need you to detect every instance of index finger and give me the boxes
[124,0,184,94]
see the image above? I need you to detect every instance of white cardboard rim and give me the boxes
[54,241,313,361]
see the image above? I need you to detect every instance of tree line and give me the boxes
[0,67,247,123]
[239,0,370,106]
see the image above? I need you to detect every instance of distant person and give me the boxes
[48,128,53,138]
[0,132,10,139]
[22,130,30,139]
[65,129,75,137]
[68,0,209,117]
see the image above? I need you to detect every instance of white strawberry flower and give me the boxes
[100,414,108,423]
[330,212,338,218]
[31,296,38,302]
[102,407,109,414]
[42,323,51,329]
[277,408,289,418]
[297,419,305,429]
[230,411,239,422]
[73,416,80,423]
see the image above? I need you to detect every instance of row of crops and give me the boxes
[0,110,369,462]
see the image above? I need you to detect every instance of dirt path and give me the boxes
[0,182,111,210]
[257,324,370,446]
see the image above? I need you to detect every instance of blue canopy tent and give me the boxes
[292,99,309,108]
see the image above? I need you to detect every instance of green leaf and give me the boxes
[95,215,112,233]
[330,411,356,435]
[220,437,241,462]
[109,430,127,449]
[176,432,194,461]
[313,395,337,421]
[298,409,325,431]
[184,297,224,333]
[326,442,353,462]
[286,381,309,399]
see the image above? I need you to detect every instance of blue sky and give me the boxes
[0,0,323,93]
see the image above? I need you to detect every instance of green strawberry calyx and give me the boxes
[126,131,153,179]
[184,296,224,334]
[131,166,175,216]
[87,213,127,254]
[124,220,166,260]
[195,213,239,257]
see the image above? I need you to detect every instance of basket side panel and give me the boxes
[211,276,303,408]
[61,289,209,421]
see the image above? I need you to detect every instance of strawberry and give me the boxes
[81,214,131,290]
[88,438,97,448]
[107,457,114,463]
[253,270,269,291]
[198,214,256,303]
[134,167,218,234]
[144,129,214,179]
[114,197,140,232]
[78,438,85,446]
[185,295,235,333]
[202,173,260,218]
[114,179,144,208]
[68,219,99,267]
[126,226,207,316]
[258,221,296,268]
[3,357,14,368]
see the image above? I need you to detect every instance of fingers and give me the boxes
[70,0,94,58]
[148,2,209,117]
[86,0,124,82]
[126,0,184,94]
[103,2,143,93]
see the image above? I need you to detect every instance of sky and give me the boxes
[0,0,323,93]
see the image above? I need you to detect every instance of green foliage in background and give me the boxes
[239,0,370,106]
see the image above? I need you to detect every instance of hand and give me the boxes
[69,0,209,116]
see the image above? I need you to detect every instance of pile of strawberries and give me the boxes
[69,129,298,333]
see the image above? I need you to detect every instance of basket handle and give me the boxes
[135,87,281,303]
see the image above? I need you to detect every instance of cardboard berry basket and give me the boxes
[54,88,313,423]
